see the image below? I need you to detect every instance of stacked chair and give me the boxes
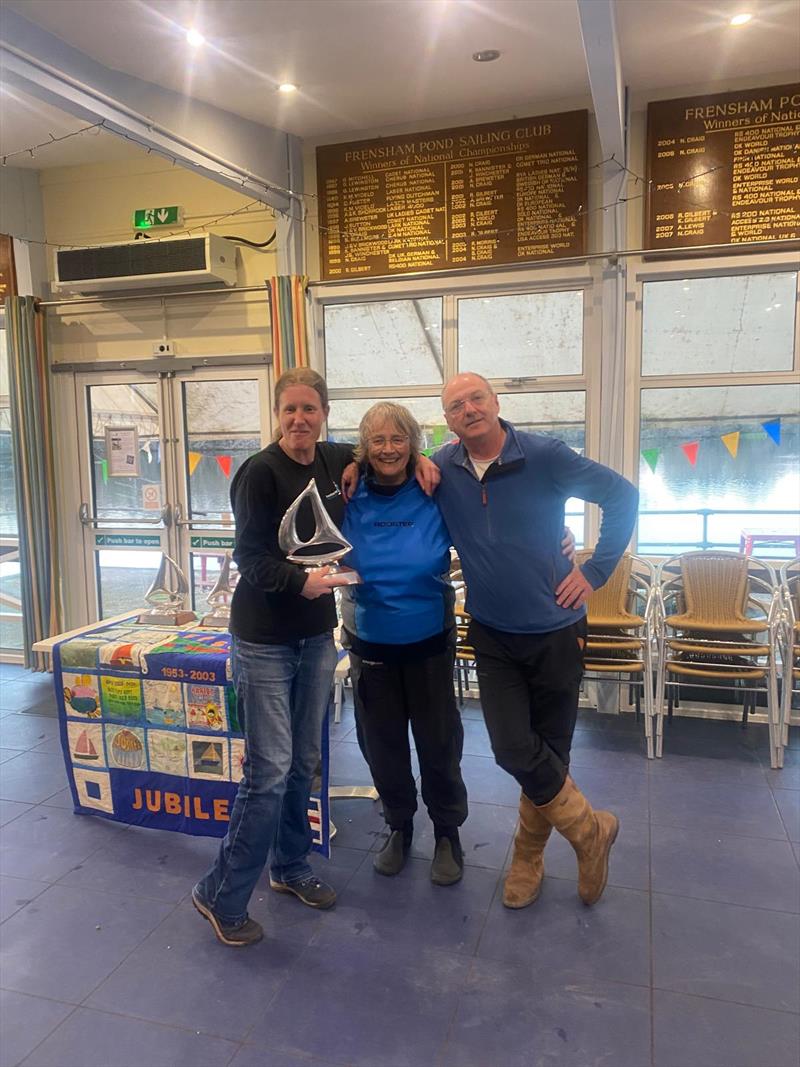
[454,604,477,706]
[575,550,656,756]
[654,551,783,767]
[778,558,800,751]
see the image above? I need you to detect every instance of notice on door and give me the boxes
[105,426,140,477]
[645,83,800,249]
[316,110,588,279]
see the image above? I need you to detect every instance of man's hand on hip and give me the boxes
[555,566,593,609]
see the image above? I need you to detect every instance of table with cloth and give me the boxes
[43,616,331,856]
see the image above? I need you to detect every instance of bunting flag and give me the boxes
[720,431,740,459]
[681,441,699,466]
[216,455,232,478]
[432,425,446,446]
[100,459,108,485]
[187,452,202,476]
[641,448,660,474]
[761,418,781,445]
[269,275,310,379]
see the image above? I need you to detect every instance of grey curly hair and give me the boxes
[353,401,422,467]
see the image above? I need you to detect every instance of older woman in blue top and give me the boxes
[341,402,468,885]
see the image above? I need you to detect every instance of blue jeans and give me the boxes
[196,632,337,924]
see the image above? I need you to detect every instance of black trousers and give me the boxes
[349,646,468,831]
[469,616,587,806]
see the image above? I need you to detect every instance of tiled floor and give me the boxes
[1,662,798,1067]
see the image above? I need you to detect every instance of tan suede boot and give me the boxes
[536,776,619,905]
[502,792,553,909]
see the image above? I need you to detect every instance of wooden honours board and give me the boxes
[316,110,588,279]
[646,84,800,250]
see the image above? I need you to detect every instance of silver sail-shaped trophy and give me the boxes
[136,553,197,625]
[278,479,361,584]
[200,551,236,627]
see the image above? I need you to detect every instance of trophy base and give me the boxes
[136,609,197,626]
[304,564,361,585]
[199,610,231,629]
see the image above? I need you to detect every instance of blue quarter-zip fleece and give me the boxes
[341,478,453,645]
[433,420,638,635]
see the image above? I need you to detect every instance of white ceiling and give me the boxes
[2,0,798,168]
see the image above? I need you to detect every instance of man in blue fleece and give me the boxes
[435,373,639,909]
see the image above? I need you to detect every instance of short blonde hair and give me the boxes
[354,401,422,466]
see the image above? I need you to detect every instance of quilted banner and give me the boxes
[53,619,331,856]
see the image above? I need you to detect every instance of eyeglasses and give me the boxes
[444,390,492,416]
[368,435,409,449]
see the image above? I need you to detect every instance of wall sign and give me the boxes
[316,110,588,279]
[105,427,140,477]
[645,84,800,250]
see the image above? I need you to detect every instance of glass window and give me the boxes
[324,299,443,389]
[183,380,261,523]
[327,396,453,452]
[458,290,583,379]
[87,383,162,523]
[96,550,161,618]
[638,383,800,558]
[641,272,796,376]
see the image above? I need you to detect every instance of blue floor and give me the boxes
[1,662,798,1067]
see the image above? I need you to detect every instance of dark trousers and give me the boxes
[349,646,468,832]
[469,617,587,806]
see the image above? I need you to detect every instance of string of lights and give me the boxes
[1,122,737,252]
[0,120,106,165]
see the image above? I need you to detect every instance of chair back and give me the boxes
[576,550,635,625]
[679,551,749,626]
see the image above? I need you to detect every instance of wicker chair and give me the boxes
[576,550,656,756]
[454,604,477,706]
[654,551,783,767]
[779,558,800,750]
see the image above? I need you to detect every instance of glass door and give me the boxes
[75,372,174,620]
[168,368,271,615]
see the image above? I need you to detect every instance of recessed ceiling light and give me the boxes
[729,13,752,25]
[472,49,501,62]
[278,83,298,94]
[186,27,205,46]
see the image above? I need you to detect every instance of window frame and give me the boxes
[624,249,800,553]
[312,262,601,543]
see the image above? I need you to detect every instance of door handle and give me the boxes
[79,502,171,527]
[172,503,235,528]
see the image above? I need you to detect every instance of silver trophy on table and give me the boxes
[136,554,197,626]
[278,479,361,584]
[200,551,237,628]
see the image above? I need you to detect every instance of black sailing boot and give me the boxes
[373,820,413,876]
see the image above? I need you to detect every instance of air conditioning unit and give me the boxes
[53,234,238,293]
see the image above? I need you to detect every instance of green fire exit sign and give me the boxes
[133,206,182,229]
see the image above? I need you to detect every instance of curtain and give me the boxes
[5,295,62,669]
[268,275,310,378]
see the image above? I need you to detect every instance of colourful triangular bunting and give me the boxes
[681,441,699,466]
[720,431,740,459]
[216,455,233,478]
[761,418,781,445]
[187,451,202,476]
[432,425,446,446]
[641,448,660,474]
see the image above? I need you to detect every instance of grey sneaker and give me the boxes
[191,887,263,947]
[269,875,337,909]
[431,836,464,886]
